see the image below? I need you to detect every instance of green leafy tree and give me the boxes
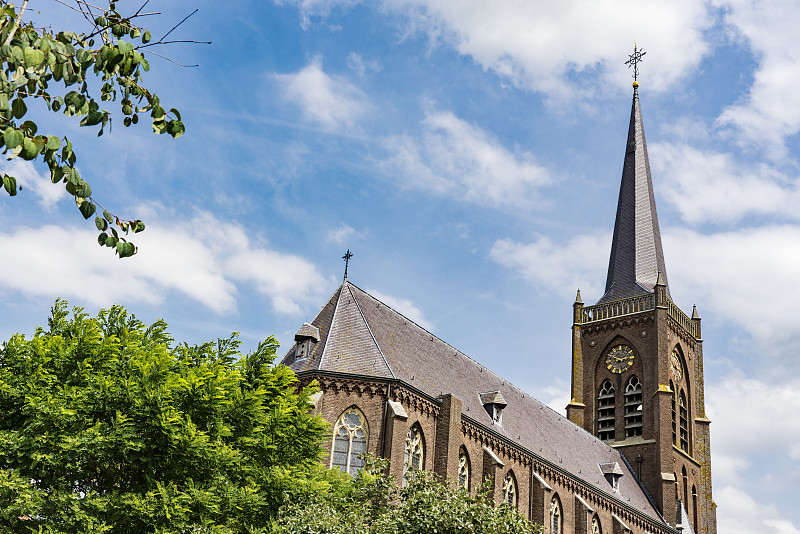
[0,300,333,533]
[0,0,190,257]
[277,457,543,534]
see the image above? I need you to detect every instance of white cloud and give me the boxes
[651,142,800,225]
[283,0,712,98]
[381,110,550,208]
[346,52,381,77]
[325,223,363,245]
[490,233,609,300]
[714,485,800,534]
[366,288,433,330]
[0,211,330,316]
[0,159,66,209]
[272,56,370,131]
[714,0,800,157]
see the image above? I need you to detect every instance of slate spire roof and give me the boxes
[283,280,666,524]
[599,83,669,304]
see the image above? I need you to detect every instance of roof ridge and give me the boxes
[316,285,343,372]
[346,282,396,379]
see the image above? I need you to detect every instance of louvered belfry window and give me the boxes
[597,380,616,441]
[624,375,643,437]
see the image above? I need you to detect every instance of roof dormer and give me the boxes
[293,323,320,362]
[599,462,624,492]
[480,390,507,426]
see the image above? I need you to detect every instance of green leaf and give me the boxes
[78,199,96,219]
[170,108,182,121]
[20,137,40,160]
[46,135,60,150]
[11,98,26,119]
[75,179,92,198]
[23,46,45,68]
[50,165,64,184]
[97,232,108,246]
[130,27,141,38]
[167,120,185,139]
[0,93,9,111]
[3,174,17,196]
[118,40,134,55]
[95,216,108,231]
[103,210,113,223]
[3,128,22,149]
[142,29,151,44]
[132,220,145,233]
[105,235,117,247]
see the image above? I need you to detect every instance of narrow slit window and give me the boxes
[679,390,689,452]
[457,447,470,491]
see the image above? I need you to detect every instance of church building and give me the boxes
[281,79,716,534]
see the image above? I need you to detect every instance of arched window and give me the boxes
[591,515,602,534]
[692,485,698,530]
[597,380,615,441]
[670,380,677,446]
[679,390,689,452]
[331,407,368,476]
[457,447,470,491]
[550,495,562,534]
[403,424,424,485]
[624,375,643,438]
[501,471,517,507]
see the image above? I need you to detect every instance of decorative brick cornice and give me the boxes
[582,313,655,336]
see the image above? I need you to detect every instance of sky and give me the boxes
[1,1,799,532]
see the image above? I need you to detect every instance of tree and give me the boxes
[0,300,333,533]
[276,457,543,534]
[0,1,191,257]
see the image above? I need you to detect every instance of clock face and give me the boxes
[605,344,634,374]
[671,351,683,382]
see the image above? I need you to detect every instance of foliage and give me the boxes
[277,457,543,534]
[0,0,188,257]
[0,300,333,533]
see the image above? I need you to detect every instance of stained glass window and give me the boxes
[330,407,368,476]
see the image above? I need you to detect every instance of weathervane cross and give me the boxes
[342,249,353,281]
[625,43,646,81]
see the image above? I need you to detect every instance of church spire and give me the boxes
[598,72,669,304]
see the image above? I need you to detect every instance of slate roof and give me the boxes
[599,85,670,304]
[282,281,666,524]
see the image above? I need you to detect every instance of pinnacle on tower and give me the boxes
[598,79,669,304]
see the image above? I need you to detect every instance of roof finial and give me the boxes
[342,249,353,281]
[625,42,646,87]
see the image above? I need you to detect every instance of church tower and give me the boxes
[566,74,716,533]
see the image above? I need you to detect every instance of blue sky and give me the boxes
[2,1,799,532]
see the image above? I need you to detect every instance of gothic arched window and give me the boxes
[457,447,470,491]
[501,471,517,508]
[624,375,643,438]
[550,495,563,534]
[403,424,424,485]
[331,407,368,476]
[692,485,698,530]
[597,380,615,441]
[591,515,602,534]
[679,390,689,452]
[670,380,677,446]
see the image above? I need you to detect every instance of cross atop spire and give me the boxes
[625,43,646,83]
[342,249,353,281]
[597,72,669,304]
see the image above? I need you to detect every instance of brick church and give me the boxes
[281,80,716,534]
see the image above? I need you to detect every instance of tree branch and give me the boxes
[4,0,29,45]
